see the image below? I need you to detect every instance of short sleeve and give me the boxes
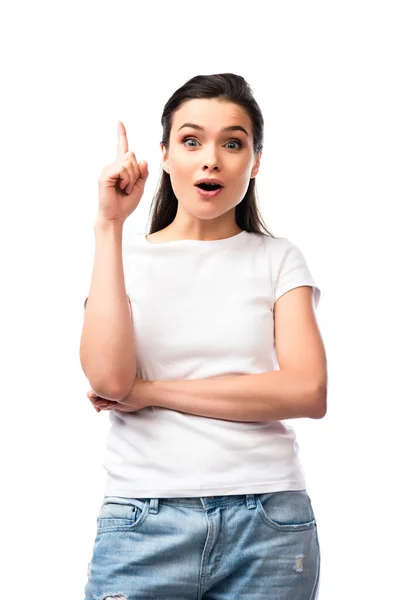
[273,238,321,310]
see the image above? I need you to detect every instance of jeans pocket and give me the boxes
[96,496,149,533]
[255,489,316,533]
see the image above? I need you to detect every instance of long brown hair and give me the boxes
[146,73,275,238]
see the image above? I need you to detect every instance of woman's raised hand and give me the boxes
[97,121,149,223]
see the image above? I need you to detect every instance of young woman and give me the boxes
[81,73,327,600]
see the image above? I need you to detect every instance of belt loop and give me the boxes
[246,494,256,509]
[149,498,159,514]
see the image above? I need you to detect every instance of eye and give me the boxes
[182,137,199,148]
[225,140,242,149]
[182,137,243,150]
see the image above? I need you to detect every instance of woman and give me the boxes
[81,73,326,599]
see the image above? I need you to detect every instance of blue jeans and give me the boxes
[84,490,320,599]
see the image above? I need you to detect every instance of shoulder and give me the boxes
[259,234,301,270]
[122,231,145,252]
[262,234,297,253]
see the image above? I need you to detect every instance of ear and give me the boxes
[161,143,169,174]
[251,151,262,178]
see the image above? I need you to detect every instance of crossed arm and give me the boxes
[145,369,326,422]
[92,286,327,422]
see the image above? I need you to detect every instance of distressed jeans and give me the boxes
[83,489,321,599]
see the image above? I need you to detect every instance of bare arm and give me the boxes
[146,370,323,422]
[79,218,136,400]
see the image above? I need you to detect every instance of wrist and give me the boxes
[144,380,162,408]
[94,216,125,232]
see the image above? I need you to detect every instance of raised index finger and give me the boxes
[117,121,129,159]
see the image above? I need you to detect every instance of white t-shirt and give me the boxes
[101,229,321,498]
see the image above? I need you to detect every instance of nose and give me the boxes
[202,159,220,172]
[202,144,221,171]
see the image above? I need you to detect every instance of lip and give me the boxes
[194,178,225,186]
[195,186,224,199]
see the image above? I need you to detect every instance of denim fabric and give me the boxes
[83,489,320,599]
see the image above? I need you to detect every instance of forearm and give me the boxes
[80,218,136,399]
[148,370,324,422]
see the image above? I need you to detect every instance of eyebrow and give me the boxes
[177,122,249,137]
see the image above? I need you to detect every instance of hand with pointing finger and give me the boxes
[97,121,149,223]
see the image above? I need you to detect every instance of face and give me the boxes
[161,98,261,225]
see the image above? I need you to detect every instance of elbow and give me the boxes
[80,348,137,400]
[309,384,327,419]
[87,375,136,402]
[111,374,137,401]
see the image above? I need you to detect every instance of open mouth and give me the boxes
[195,183,223,191]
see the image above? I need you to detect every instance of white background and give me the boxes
[1,1,399,598]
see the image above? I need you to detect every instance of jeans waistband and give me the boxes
[104,494,258,514]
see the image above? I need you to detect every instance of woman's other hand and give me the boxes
[87,377,151,413]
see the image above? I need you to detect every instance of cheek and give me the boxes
[170,160,194,184]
